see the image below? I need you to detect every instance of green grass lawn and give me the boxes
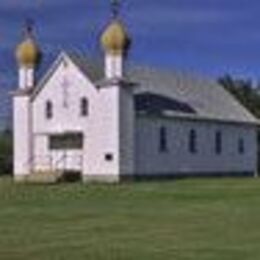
[1,177,260,260]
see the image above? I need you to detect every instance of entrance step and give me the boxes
[25,171,63,184]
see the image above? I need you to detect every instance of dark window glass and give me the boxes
[238,138,245,154]
[46,100,53,119]
[49,133,83,150]
[159,126,168,152]
[189,129,197,154]
[215,131,222,155]
[80,98,88,116]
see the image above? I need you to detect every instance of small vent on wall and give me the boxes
[105,153,113,162]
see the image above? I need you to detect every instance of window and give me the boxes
[46,100,53,119]
[80,97,88,116]
[159,126,168,152]
[238,138,245,154]
[49,133,83,150]
[189,129,197,154]
[215,131,222,155]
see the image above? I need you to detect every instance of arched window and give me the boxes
[80,97,88,116]
[189,129,197,154]
[159,126,168,152]
[215,131,222,155]
[238,138,245,154]
[46,100,53,119]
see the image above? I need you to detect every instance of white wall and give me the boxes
[13,95,32,178]
[31,54,135,179]
[19,67,34,89]
[105,54,123,78]
[84,83,135,180]
[84,85,121,177]
[32,55,95,172]
[135,116,257,176]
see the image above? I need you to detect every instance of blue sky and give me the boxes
[1,0,260,80]
[0,0,260,126]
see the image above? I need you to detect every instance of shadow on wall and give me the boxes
[135,92,196,115]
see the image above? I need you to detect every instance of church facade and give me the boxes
[12,9,259,182]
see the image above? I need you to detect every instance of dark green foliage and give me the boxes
[0,129,12,175]
[218,74,260,118]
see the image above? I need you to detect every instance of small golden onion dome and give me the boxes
[16,36,41,67]
[101,20,131,55]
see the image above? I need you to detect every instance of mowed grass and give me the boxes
[1,178,260,259]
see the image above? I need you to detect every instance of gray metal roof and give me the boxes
[67,52,104,82]
[32,51,103,99]
[33,52,259,125]
[128,66,259,125]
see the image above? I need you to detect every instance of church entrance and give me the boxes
[33,132,84,177]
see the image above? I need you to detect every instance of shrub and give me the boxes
[0,130,12,175]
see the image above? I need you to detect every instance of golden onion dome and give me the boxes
[16,25,41,67]
[101,20,131,55]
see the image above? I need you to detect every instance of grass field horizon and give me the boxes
[0,177,260,259]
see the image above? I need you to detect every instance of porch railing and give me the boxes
[26,154,83,173]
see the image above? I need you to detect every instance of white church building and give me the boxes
[13,6,259,182]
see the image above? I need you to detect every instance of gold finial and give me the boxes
[16,19,41,67]
[23,18,34,38]
[101,0,131,55]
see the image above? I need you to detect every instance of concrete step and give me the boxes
[25,171,63,184]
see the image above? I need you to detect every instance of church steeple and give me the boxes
[16,20,41,89]
[101,0,131,56]
[100,0,131,78]
[16,19,41,68]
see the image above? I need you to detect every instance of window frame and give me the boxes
[215,131,222,155]
[238,137,245,155]
[45,100,53,120]
[159,126,168,153]
[80,97,89,117]
[189,129,197,154]
[49,133,83,150]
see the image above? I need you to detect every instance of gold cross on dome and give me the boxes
[23,18,34,38]
[111,0,120,18]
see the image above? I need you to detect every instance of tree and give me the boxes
[0,128,12,175]
[218,75,260,118]
[218,75,260,173]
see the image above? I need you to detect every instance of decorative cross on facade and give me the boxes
[62,62,69,108]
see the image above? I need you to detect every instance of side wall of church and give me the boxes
[119,86,135,176]
[135,116,257,176]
